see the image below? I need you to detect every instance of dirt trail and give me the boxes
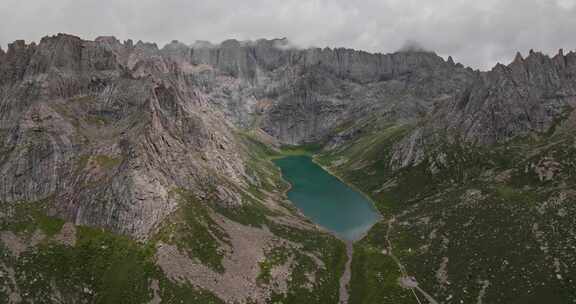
[339,241,353,304]
[386,218,440,304]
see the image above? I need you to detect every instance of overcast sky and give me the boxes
[1,0,575,70]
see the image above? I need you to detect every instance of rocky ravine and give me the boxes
[1,33,576,304]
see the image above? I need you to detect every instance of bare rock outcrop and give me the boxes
[0,33,248,238]
[391,49,576,168]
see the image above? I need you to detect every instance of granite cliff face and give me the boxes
[0,34,349,304]
[1,33,576,303]
[177,38,476,145]
[0,34,250,238]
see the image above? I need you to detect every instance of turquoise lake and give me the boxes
[274,155,381,241]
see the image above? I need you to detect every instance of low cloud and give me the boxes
[398,40,430,53]
[1,0,575,70]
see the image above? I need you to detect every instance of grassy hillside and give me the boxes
[316,122,576,304]
[0,133,347,304]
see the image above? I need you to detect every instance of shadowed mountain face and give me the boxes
[1,33,575,303]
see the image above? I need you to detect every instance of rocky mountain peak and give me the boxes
[24,33,120,77]
[161,40,192,65]
[6,39,35,54]
[129,40,163,70]
[0,39,37,84]
[134,40,160,52]
[123,39,134,49]
[28,33,85,74]
[553,48,567,68]
[161,39,190,53]
[39,32,82,43]
[0,47,5,64]
[95,35,119,43]
[164,39,186,47]
[391,43,576,170]
[191,40,216,49]
[220,39,242,48]
[513,51,524,63]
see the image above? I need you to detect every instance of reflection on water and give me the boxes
[274,156,381,241]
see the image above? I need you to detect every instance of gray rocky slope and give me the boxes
[0,34,249,237]
[1,33,576,303]
[0,34,349,303]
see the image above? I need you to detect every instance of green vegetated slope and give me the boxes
[0,133,346,304]
[316,120,576,304]
[0,200,223,304]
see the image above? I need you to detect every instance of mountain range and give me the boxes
[0,33,575,303]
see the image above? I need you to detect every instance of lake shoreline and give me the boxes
[273,154,382,243]
[273,156,345,242]
[310,156,383,243]
[272,153,380,304]
[311,155,384,222]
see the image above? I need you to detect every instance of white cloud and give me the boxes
[1,0,575,70]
